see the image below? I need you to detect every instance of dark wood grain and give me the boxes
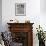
[7,23,34,46]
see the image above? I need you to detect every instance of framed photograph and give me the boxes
[15,3,26,16]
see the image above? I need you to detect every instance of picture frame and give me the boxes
[15,3,26,16]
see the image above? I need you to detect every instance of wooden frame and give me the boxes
[7,23,34,46]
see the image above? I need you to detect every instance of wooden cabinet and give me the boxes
[7,23,34,46]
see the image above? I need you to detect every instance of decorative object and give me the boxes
[15,3,26,16]
[10,20,13,21]
[8,19,19,23]
[25,20,30,23]
[36,25,45,46]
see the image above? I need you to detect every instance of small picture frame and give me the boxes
[15,3,26,16]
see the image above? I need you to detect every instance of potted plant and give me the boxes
[36,25,45,46]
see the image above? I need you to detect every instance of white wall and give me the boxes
[2,0,40,31]
[40,0,46,31]
[0,0,2,32]
[2,0,46,46]
[40,0,46,13]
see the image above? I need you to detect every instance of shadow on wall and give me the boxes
[0,0,2,32]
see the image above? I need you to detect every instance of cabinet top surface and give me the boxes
[7,23,34,25]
